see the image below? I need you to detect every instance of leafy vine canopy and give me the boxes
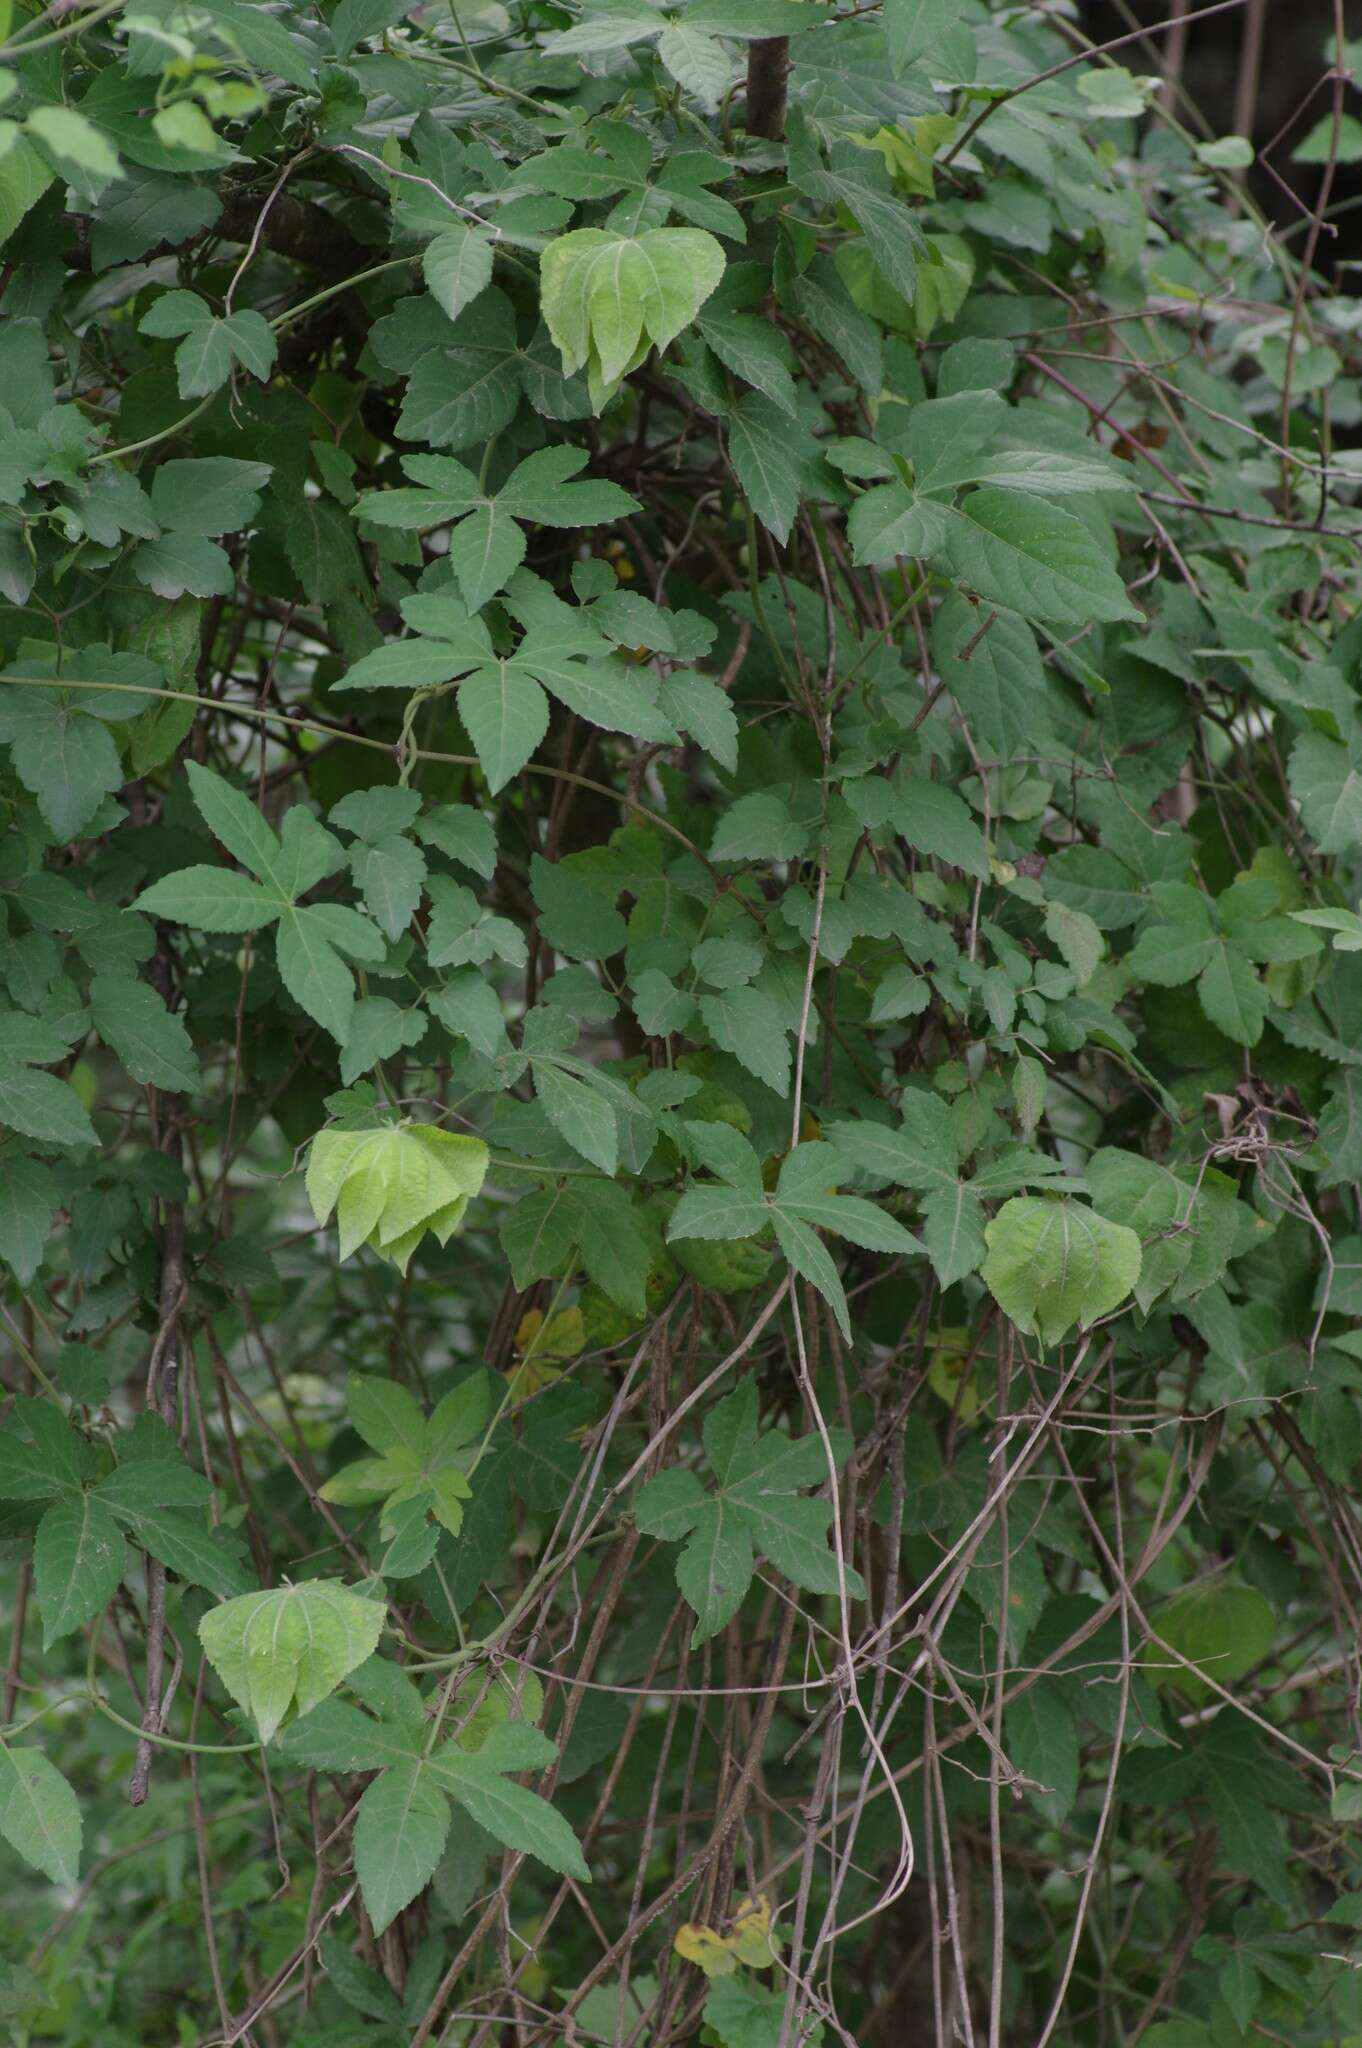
[1,0,1362,2042]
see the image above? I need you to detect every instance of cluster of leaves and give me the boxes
[3,0,1362,2043]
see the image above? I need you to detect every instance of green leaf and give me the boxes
[354,1762,451,1935]
[848,483,950,565]
[148,458,272,538]
[0,1749,81,1887]
[89,974,200,1090]
[698,988,790,1095]
[139,291,277,397]
[133,867,280,932]
[27,105,121,181]
[884,0,957,71]
[276,903,384,1045]
[0,687,124,839]
[637,1391,861,1642]
[655,24,732,110]
[423,226,494,322]
[982,1197,1142,1343]
[1196,941,1268,1047]
[787,111,921,300]
[499,445,641,527]
[0,137,55,250]
[933,592,1051,757]
[1319,1067,1362,1188]
[429,1739,590,1880]
[308,1123,489,1271]
[0,1154,58,1284]
[107,1500,250,1597]
[458,664,550,793]
[395,288,525,450]
[530,853,627,959]
[534,1061,619,1175]
[1146,1582,1275,1705]
[34,1494,125,1646]
[352,835,426,942]
[940,491,1140,628]
[132,534,235,600]
[892,778,988,878]
[198,1581,386,1743]
[673,1501,753,1644]
[705,1976,823,2048]
[726,395,816,545]
[448,501,527,612]
[347,1373,427,1456]
[1288,731,1362,854]
[1005,1686,1078,1823]
[511,631,676,745]
[418,804,497,877]
[658,670,738,771]
[0,1061,96,1147]
[339,636,482,692]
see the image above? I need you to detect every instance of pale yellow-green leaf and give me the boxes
[198,1581,385,1743]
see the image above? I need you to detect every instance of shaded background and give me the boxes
[1094,0,1362,270]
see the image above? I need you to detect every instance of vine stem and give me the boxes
[0,671,716,863]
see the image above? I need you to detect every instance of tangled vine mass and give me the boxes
[3,0,1362,2042]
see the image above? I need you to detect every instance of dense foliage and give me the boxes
[3,0,1362,2041]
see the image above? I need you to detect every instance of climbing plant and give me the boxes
[2,0,1362,2041]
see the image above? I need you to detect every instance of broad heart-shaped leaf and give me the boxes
[0,1747,81,1887]
[982,1197,1141,1344]
[540,226,725,394]
[354,1761,452,1935]
[1085,1146,1238,1311]
[197,1581,386,1743]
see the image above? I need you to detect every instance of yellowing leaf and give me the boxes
[306,1122,489,1273]
[675,1894,781,1978]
